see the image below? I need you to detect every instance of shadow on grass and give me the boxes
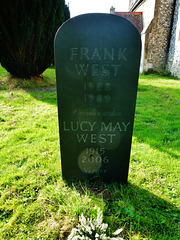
[67,180,179,239]
[27,90,58,106]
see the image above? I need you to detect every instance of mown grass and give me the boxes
[0,66,179,239]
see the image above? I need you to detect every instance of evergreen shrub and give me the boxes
[0,0,70,78]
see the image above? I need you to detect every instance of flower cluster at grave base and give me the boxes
[67,212,124,240]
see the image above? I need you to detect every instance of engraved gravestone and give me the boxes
[54,13,141,183]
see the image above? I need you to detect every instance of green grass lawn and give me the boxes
[0,66,179,239]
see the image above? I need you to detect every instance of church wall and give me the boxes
[144,0,174,71]
[168,0,180,78]
[129,0,175,73]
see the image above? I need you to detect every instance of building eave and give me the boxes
[130,0,146,11]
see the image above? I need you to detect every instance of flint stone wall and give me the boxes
[141,0,174,71]
[129,0,180,78]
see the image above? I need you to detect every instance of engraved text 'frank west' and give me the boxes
[70,47,127,77]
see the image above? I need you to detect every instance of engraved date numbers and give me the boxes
[83,82,111,103]
[78,148,109,174]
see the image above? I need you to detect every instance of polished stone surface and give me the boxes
[54,13,141,182]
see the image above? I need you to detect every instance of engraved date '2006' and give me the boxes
[81,148,109,164]
[78,148,109,174]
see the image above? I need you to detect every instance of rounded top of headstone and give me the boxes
[55,13,141,45]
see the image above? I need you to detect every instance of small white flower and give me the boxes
[67,228,78,239]
[101,223,108,232]
[68,212,124,240]
[113,228,123,235]
[110,238,120,240]
[90,222,95,231]
[95,233,99,238]
[100,233,109,240]
[86,226,92,235]
[71,235,80,240]
[79,214,87,226]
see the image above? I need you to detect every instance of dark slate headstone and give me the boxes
[54,13,141,183]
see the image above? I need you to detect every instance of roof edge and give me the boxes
[130,0,146,11]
